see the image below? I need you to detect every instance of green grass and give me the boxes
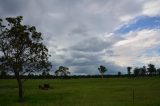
[0,77,160,106]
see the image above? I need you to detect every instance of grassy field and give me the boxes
[0,77,160,106]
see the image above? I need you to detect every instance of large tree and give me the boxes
[0,16,52,102]
[98,65,107,78]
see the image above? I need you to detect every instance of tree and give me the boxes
[139,66,146,76]
[55,66,70,77]
[133,67,140,77]
[98,65,107,78]
[147,64,156,75]
[0,16,52,102]
[118,71,121,77]
[127,67,132,76]
[157,68,160,76]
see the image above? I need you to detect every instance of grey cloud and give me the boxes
[68,24,91,36]
[0,0,28,15]
[70,37,111,52]
[71,63,125,75]
[0,0,151,74]
[70,35,123,53]
[53,45,125,75]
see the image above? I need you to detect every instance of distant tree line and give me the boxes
[1,64,160,79]
[127,64,160,77]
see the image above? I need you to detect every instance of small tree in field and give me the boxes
[0,16,52,102]
[55,66,70,77]
[98,65,107,78]
[127,67,132,77]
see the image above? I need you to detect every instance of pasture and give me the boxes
[0,77,160,106]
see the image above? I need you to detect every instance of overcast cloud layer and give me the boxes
[1,0,160,75]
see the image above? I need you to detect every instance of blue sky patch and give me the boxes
[115,15,160,34]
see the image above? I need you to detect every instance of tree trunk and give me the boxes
[17,78,23,102]
[101,73,103,78]
[15,70,24,102]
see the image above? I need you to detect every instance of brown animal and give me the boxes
[38,84,50,90]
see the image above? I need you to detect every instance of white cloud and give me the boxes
[103,29,160,67]
[143,0,160,16]
[119,15,134,22]
[114,29,160,49]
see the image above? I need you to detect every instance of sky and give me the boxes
[1,0,160,75]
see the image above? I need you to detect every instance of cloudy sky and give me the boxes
[1,0,160,75]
